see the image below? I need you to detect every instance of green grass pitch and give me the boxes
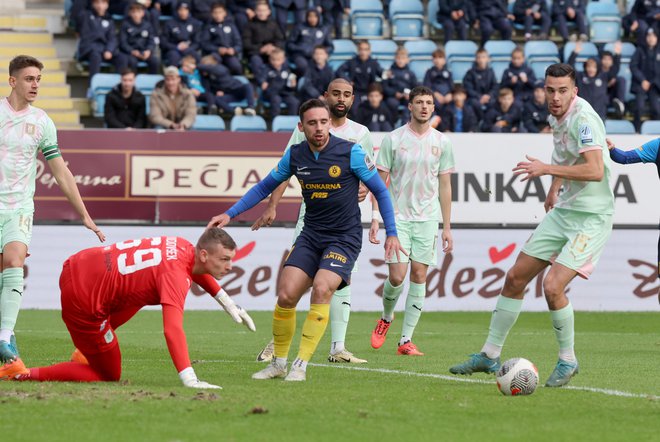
[2,310,658,442]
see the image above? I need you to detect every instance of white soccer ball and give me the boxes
[496,358,539,396]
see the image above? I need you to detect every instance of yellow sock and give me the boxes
[272,304,296,359]
[296,304,330,362]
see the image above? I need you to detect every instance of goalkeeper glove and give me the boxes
[178,367,221,389]
[214,289,256,332]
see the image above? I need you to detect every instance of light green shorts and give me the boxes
[522,208,613,279]
[386,220,439,266]
[0,209,34,251]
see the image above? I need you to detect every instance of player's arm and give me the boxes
[513,149,604,182]
[369,169,389,244]
[370,134,392,244]
[192,274,255,331]
[607,137,657,165]
[439,172,453,253]
[545,177,563,212]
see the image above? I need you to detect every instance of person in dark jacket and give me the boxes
[440,85,478,132]
[272,0,306,35]
[523,82,551,133]
[190,0,216,22]
[119,2,160,74]
[424,49,454,111]
[355,82,394,132]
[226,0,256,30]
[463,48,498,119]
[314,0,350,38]
[160,1,203,67]
[551,0,588,42]
[104,68,147,128]
[469,0,513,46]
[335,40,383,108]
[200,3,243,75]
[242,0,285,75]
[482,87,522,132]
[631,28,660,130]
[383,47,418,121]
[513,0,551,41]
[437,0,469,44]
[180,55,215,112]
[568,42,609,121]
[600,43,626,118]
[77,0,127,76]
[300,46,334,101]
[623,0,660,46]
[500,47,536,104]
[199,55,257,115]
[256,48,299,117]
[286,8,333,77]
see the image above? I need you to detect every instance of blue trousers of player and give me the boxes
[321,5,345,37]
[554,11,587,40]
[479,16,512,45]
[633,87,660,131]
[264,91,299,117]
[516,13,551,36]
[125,53,160,74]
[163,48,199,67]
[214,83,256,113]
[80,50,127,77]
[440,16,468,44]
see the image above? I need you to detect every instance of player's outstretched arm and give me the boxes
[513,151,604,182]
[251,180,289,230]
[47,156,105,242]
[606,138,644,165]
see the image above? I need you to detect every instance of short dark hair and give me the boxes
[545,63,576,83]
[452,84,466,95]
[408,85,434,103]
[298,98,330,121]
[476,48,489,56]
[210,2,225,11]
[432,49,445,58]
[356,40,370,49]
[367,82,383,95]
[601,50,613,59]
[120,67,136,77]
[313,45,328,53]
[197,228,236,252]
[9,55,43,76]
[498,87,514,98]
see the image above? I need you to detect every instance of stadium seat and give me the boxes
[404,40,438,61]
[389,0,425,40]
[191,115,226,131]
[230,115,267,132]
[563,41,599,67]
[604,119,636,134]
[586,2,621,43]
[524,40,559,64]
[484,40,517,61]
[351,0,386,39]
[89,73,120,118]
[426,0,443,35]
[272,115,299,133]
[329,39,357,70]
[529,59,557,80]
[409,60,433,81]
[135,74,163,95]
[445,40,478,83]
[491,60,509,83]
[603,42,636,64]
[369,39,398,69]
[640,120,660,135]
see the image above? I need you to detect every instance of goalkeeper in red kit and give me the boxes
[0,228,255,389]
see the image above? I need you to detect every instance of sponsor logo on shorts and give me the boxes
[328,165,341,178]
[104,329,114,344]
[330,262,343,268]
[323,251,347,263]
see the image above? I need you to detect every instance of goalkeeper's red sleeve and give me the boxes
[162,304,191,372]
[193,273,221,297]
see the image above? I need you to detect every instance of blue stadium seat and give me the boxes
[618,64,634,102]
[445,40,478,83]
[605,119,636,134]
[427,0,443,34]
[230,115,267,132]
[491,60,509,83]
[529,59,557,80]
[586,2,621,43]
[329,39,357,70]
[640,120,660,135]
[563,41,599,66]
[409,60,433,81]
[603,42,636,64]
[192,115,226,131]
[484,40,517,61]
[135,74,163,95]
[272,115,299,132]
[351,0,386,39]
[389,0,425,40]
[404,40,438,60]
[369,39,398,68]
[89,73,120,118]
[524,40,559,63]
[509,2,541,32]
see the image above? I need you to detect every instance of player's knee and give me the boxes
[504,268,526,294]
[311,281,334,301]
[542,275,563,303]
[276,289,297,308]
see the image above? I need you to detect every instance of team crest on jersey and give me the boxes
[24,123,35,135]
[364,153,375,170]
[578,124,593,143]
[431,146,440,156]
[328,165,341,178]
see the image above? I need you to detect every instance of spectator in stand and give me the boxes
[482,87,521,132]
[300,46,333,101]
[179,55,215,112]
[200,3,243,75]
[286,8,333,77]
[500,47,536,104]
[148,65,197,130]
[463,47,498,119]
[336,40,383,109]
[160,1,203,67]
[440,85,478,132]
[227,0,256,30]
[119,2,160,74]
[568,41,609,121]
[623,0,660,46]
[513,0,551,41]
[242,1,285,75]
[155,0,176,16]
[355,82,395,132]
[383,47,418,121]
[190,0,217,22]
[256,48,299,118]
[77,0,127,76]
[104,68,147,129]
[552,0,588,43]
[199,55,257,115]
[468,0,513,46]
[437,0,469,44]
[600,43,627,118]
[272,0,306,36]
[424,49,454,111]
[631,28,660,131]
[315,0,350,38]
[523,82,551,133]
[133,0,161,37]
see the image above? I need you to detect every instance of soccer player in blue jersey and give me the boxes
[208,99,405,381]
[607,137,659,279]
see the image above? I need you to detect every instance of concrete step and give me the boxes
[0,57,61,71]
[72,97,91,116]
[0,46,58,58]
[0,31,53,45]
[48,109,80,125]
[0,83,70,97]
[0,16,48,31]
[33,97,73,110]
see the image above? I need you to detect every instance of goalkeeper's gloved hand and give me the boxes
[178,367,222,389]
[214,289,256,332]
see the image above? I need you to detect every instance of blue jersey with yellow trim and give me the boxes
[637,138,659,178]
[271,134,377,235]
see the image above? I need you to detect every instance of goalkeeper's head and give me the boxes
[195,228,237,278]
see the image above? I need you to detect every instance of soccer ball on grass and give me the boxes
[496,358,539,396]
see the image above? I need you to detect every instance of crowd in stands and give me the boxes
[68,0,660,132]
